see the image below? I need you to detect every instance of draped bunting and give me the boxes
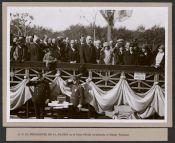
[10,75,165,119]
[83,78,165,118]
[10,79,33,110]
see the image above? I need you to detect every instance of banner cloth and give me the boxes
[10,75,165,119]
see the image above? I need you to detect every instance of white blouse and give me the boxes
[155,52,164,66]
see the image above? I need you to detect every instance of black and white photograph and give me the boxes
[7,6,168,122]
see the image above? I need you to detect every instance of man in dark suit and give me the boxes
[26,73,50,119]
[123,43,138,65]
[66,76,84,118]
[80,36,96,64]
[115,45,125,65]
[28,36,43,61]
[67,40,80,63]
[138,44,153,66]
[94,40,102,64]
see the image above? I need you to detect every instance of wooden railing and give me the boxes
[10,62,165,92]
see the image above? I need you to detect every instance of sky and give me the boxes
[8,7,168,32]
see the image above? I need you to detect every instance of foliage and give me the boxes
[10,13,34,36]
[10,13,165,50]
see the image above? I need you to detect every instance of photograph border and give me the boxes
[2,2,172,127]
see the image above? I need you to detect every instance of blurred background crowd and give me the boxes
[10,34,165,69]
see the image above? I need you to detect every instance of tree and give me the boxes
[10,13,34,37]
[137,25,145,33]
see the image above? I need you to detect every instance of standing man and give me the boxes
[123,43,138,65]
[13,37,23,62]
[80,36,96,64]
[28,36,41,61]
[94,40,102,64]
[66,76,84,118]
[26,73,50,119]
[67,40,80,63]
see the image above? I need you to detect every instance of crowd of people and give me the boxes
[11,34,165,119]
[10,35,165,69]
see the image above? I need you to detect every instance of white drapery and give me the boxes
[10,79,33,110]
[83,78,164,118]
[10,75,165,119]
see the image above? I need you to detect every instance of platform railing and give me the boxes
[10,62,165,92]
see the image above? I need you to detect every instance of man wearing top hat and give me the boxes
[26,72,50,119]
